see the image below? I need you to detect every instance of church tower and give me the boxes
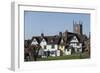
[73,21,83,35]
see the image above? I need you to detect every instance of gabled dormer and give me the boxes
[70,36,79,43]
[40,38,47,45]
[31,38,38,45]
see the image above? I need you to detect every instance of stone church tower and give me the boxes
[73,21,83,35]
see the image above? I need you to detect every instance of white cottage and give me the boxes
[47,44,58,57]
[69,36,82,53]
[39,38,48,58]
[40,38,47,51]
[46,37,59,57]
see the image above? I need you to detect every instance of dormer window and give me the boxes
[34,39,37,42]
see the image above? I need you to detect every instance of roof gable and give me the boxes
[46,36,60,44]
[30,31,84,45]
[40,38,47,45]
[70,36,79,43]
[31,38,39,45]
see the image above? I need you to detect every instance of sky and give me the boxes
[24,11,90,40]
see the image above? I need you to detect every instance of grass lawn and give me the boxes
[37,52,90,61]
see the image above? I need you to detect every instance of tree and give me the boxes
[31,44,41,61]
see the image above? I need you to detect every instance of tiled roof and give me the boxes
[25,31,88,46]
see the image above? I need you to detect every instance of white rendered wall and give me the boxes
[40,39,47,49]
[47,45,58,51]
[65,49,71,55]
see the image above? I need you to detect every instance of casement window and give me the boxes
[51,51,55,54]
[61,45,63,48]
[44,45,46,49]
[77,43,80,46]
[52,45,55,48]
[67,48,70,51]
[77,48,80,52]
